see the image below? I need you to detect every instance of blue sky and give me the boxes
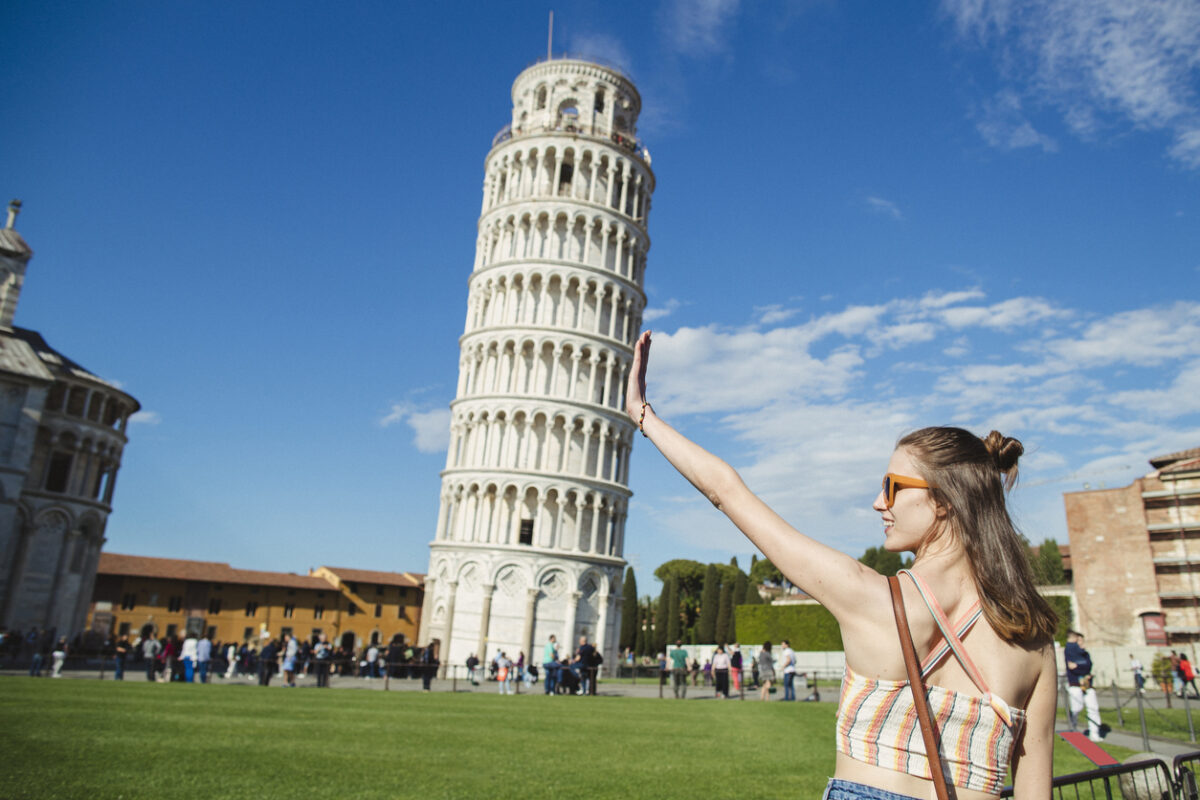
[7,0,1199,588]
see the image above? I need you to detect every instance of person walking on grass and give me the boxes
[780,639,797,701]
[669,640,689,699]
[712,644,731,699]
[626,330,1057,799]
[757,642,775,701]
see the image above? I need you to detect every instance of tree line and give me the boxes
[617,537,1066,655]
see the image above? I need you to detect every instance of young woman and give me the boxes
[627,331,1057,800]
[757,642,775,701]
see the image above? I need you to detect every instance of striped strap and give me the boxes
[920,605,983,678]
[899,570,991,694]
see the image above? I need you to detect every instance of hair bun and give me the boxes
[982,430,1023,484]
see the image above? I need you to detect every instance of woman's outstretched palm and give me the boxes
[626,330,651,422]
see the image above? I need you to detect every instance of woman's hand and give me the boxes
[626,330,651,424]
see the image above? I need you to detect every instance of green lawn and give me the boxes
[1060,705,1200,743]
[1,679,1137,799]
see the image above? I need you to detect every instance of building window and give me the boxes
[243,627,254,641]
[280,626,293,639]
[311,627,322,639]
[376,585,384,596]
[245,602,258,617]
[66,386,87,416]
[206,626,216,640]
[120,593,136,611]
[166,624,177,639]
[398,603,406,619]
[46,384,66,411]
[45,452,73,493]
[316,591,325,598]
[374,604,382,618]
[208,598,222,615]
[349,582,359,595]
[167,596,183,613]
[519,519,534,546]
[118,622,130,636]
[314,604,324,620]
[283,604,295,618]
[348,604,358,617]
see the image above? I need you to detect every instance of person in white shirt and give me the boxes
[196,635,212,683]
[180,635,199,682]
[780,639,797,701]
[1130,654,1146,694]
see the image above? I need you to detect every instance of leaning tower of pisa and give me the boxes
[418,57,654,670]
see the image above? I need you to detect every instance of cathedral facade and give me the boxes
[0,201,140,639]
[418,58,654,668]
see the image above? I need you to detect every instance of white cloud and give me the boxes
[937,296,1068,329]
[128,410,161,425]
[974,90,1058,152]
[755,304,801,326]
[944,0,1200,168]
[662,0,741,57]
[569,33,634,76]
[1108,359,1200,417]
[865,195,904,220]
[643,298,682,323]
[380,402,451,453]
[1045,301,1200,366]
[408,409,452,454]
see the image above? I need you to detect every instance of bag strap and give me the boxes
[889,575,952,800]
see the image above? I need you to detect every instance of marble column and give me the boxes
[441,580,459,677]
[522,587,539,664]
[562,590,582,651]
[476,584,495,662]
[595,591,610,676]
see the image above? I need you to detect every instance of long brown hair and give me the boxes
[897,426,1057,644]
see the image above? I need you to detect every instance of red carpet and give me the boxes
[1059,731,1119,766]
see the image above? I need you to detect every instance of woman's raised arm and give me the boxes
[625,331,886,621]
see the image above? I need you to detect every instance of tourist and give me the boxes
[497,651,513,694]
[142,634,161,681]
[625,330,1058,798]
[669,640,689,699]
[113,635,129,681]
[420,639,439,692]
[542,634,559,695]
[466,652,480,685]
[281,633,298,687]
[225,642,238,679]
[757,642,775,701]
[1171,650,1184,696]
[313,634,332,687]
[50,637,68,678]
[730,644,742,693]
[780,639,796,701]
[1065,630,1103,741]
[711,644,730,698]
[258,638,278,686]
[1182,653,1199,699]
[196,633,212,683]
[1129,654,1145,694]
[577,635,597,695]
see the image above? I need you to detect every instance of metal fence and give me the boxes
[997,754,1200,800]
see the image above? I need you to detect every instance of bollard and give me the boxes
[659,669,665,699]
[452,664,457,693]
[384,669,390,691]
[1113,681,1124,728]
[99,656,105,681]
[1135,688,1152,752]
[1186,689,1197,744]
[740,668,745,701]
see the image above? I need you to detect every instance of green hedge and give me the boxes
[734,604,843,650]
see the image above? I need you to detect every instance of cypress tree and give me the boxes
[743,575,764,605]
[620,566,638,650]
[697,564,720,643]
[732,572,748,641]
[715,580,733,644]
[655,578,672,653]
[666,576,682,644]
[634,600,647,656]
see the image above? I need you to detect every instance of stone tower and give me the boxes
[0,201,141,638]
[419,58,654,670]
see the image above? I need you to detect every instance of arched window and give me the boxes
[536,86,547,110]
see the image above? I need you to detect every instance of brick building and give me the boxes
[1065,446,1200,647]
[87,553,423,651]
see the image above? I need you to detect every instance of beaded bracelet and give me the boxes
[638,402,652,437]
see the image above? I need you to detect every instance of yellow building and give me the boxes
[87,553,424,651]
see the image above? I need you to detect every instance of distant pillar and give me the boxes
[522,587,538,661]
[476,584,495,662]
[563,590,582,649]
[417,576,437,645]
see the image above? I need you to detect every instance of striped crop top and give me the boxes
[835,571,1025,795]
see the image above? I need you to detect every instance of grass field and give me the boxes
[2,679,1138,800]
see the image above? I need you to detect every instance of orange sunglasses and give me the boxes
[882,473,930,508]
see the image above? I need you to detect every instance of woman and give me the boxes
[712,645,731,698]
[757,642,775,701]
[627,331,1057,799]
[730,644,743,693]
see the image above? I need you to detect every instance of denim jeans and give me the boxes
[822,779,921,800]
[783,672,796,700]
[544,662,558,694]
